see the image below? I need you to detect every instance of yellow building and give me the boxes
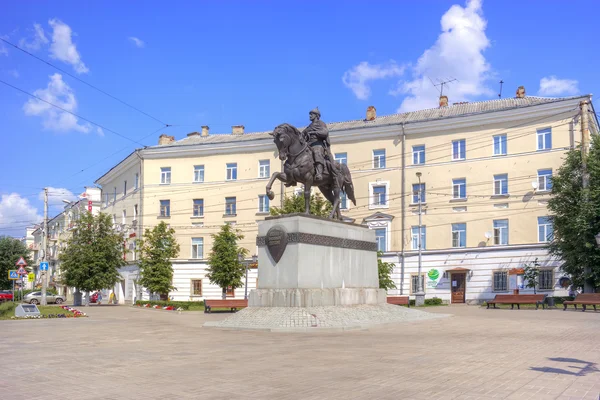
[96,92,599,304]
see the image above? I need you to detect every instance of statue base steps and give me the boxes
[249,288,386,307]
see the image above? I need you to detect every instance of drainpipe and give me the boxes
[400,123,406,295]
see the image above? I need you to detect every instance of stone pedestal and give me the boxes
[249,214,385,307]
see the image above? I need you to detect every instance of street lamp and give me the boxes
[415,172,425,306]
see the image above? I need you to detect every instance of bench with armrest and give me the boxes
[563,293,600,311]
[387,296,410,307]
[204,299,248,313]
[486,294,547,309]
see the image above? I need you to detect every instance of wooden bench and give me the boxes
[487,294,547,310]
[204,299,248,313]
[563,293,600,311]
[387,296,410,307]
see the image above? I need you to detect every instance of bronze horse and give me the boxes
[266,123,356,219]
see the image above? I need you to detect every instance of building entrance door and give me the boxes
[451,273,466,303]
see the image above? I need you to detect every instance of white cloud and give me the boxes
[40,187,77,208]
[0,34,8,56]
[19,23,49,51]
[128,36,145,48]
[0,193,42,236]
[96,127,104,136]
[23,73,91,133]
[48,19,88,74]
[342,61,405,100]
[392,0,492,112]
[7,69,19,78]
[538,76,579,96]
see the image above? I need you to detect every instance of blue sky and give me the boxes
[1,0,598,236]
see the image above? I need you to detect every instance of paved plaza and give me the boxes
[0,305,598,400]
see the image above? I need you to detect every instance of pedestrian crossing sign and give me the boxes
[17,266,27,275]
[8,270,18,280]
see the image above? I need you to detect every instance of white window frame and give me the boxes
[258,195,269,213]
[193,199,204,217]
[493,271,509,292]
[451,223,466,248]
[493,219,508,245]
[374,228,387,252]
[538,269,554,290]
[412,145,425,165]
[537,169,552,192]
[258,160,270,179]
[226,163,237,181]
[412,183,426,204]
[365,218,391,253]
[225,197,236,215]
[452,139,466,161]
[160,167,171,185]
[123,181,127,197]
[134,173,139,190]
[335,152,347,165]
[160,200,170,217]
[113,187,117,202]
[410,274,426,295]
[452,178,466,199]
[194,165,205,183]
[191,238,203,259]
[493,134,507,156]
[411,226,426,250]
[538,216,553,243]
[191,279,203,296]
[373,149,386,169]
[340,191,349,210]
[493,174,508,195]
[368,181,390,209]
[537,128,552,151]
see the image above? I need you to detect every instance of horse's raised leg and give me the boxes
[329,186,341,219]
[304,182,311,214]
[266,172,287,200]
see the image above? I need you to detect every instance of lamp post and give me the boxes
[415,172,425,306]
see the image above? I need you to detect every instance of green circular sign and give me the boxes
[428,269,440,280]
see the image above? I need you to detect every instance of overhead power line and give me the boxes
[0,37,169,126]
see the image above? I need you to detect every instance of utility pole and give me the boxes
[415,172,425,306]
[41,188,49,305]
[580,100,594,294]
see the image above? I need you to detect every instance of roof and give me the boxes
[153,95,590,148]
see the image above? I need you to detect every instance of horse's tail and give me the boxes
[341,163,356,206]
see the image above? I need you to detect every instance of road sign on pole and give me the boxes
[39,262,49,272]
[28,273,35,283]
[17,266,28,275]
[8,270,18,280]
[15,257,27,267]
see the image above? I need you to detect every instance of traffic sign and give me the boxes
[8,270,18,280]
[28,273,35,282]
[17,266,27,275]
[39,262,49,271]
[15,257,27,266]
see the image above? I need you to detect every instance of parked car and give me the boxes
[0,290,13,302]
[24,291,64,305]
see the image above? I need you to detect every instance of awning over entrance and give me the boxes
[445,267,471,272]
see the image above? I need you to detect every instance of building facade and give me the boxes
[95,92,598,304]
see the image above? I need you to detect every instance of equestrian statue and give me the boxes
[266,108,356,219]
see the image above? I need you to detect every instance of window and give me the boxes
[411,275,425,294]
[340,192,348,210]
[134,173,139,190]
[493,219,508,245]
[335,152,347,165]
[375,228,387,252]
[259,160,270,178]
[104,193,109,207]
[538,216,553,243]
[493,271,508,292]
[191,279,202,296]
[226,287,235,297]
[160,200,170,217]
[452,139,466,160]
[411,226,426,250]
[113,187,117,202]
[194,165,204,183]
[123,181,127,196]
[493,174,508,195]
[537,128,552,150]
[133,204,138,220]
[452,223,467,248]
[539,269,554,290]
[122,210,126,225]
[225,197,236,215]
[258,195,269,213]
[412,183,426,204]
[226,163,237,180]
[413,145,425,165]
[373,149,386,169]
[493,134,507,156]
[537,169,553,191]
[373,185,387,206]
[191,238,203,259]
[193,199,204,217]
[160,167,171,184]
[452,178,466,199]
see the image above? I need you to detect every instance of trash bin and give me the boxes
[546,297,555,308]
[73,291,82,306]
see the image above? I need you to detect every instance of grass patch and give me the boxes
[0,303,78,320]
[135,300,205,311]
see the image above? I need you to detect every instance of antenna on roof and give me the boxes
[429,77,458,97]
[498,80,504,98]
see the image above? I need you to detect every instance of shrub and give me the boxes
[424,297,443,306]
[134,300,204,310]
[550,296,574,304]
[0,302,16,319]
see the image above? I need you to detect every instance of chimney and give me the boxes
[201,125,209,137]
[366,106,376,121]
[516,86,526,98]
[232,125,245,135]
[187,132,200,138]
[158,134,175,145]
[439,95,448,107]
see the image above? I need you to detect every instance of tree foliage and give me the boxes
[377,252,396,291]
[269,192,332,217]
[206,224,248,299]
[522,258,541,294]
[59,212,125,293]
[0,236,32,290]
[547,136,600,290]
[138,221,180,298]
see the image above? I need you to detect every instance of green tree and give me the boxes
[522,258,541,294]
[547,135,600,291]
[0,236,32,290]
[138,221,180,299]
[206,224,248,299]
[269,192,332,217]
[377,252,396,291]
[59,212,124,293]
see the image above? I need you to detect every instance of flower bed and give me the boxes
[135,303,184,312]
